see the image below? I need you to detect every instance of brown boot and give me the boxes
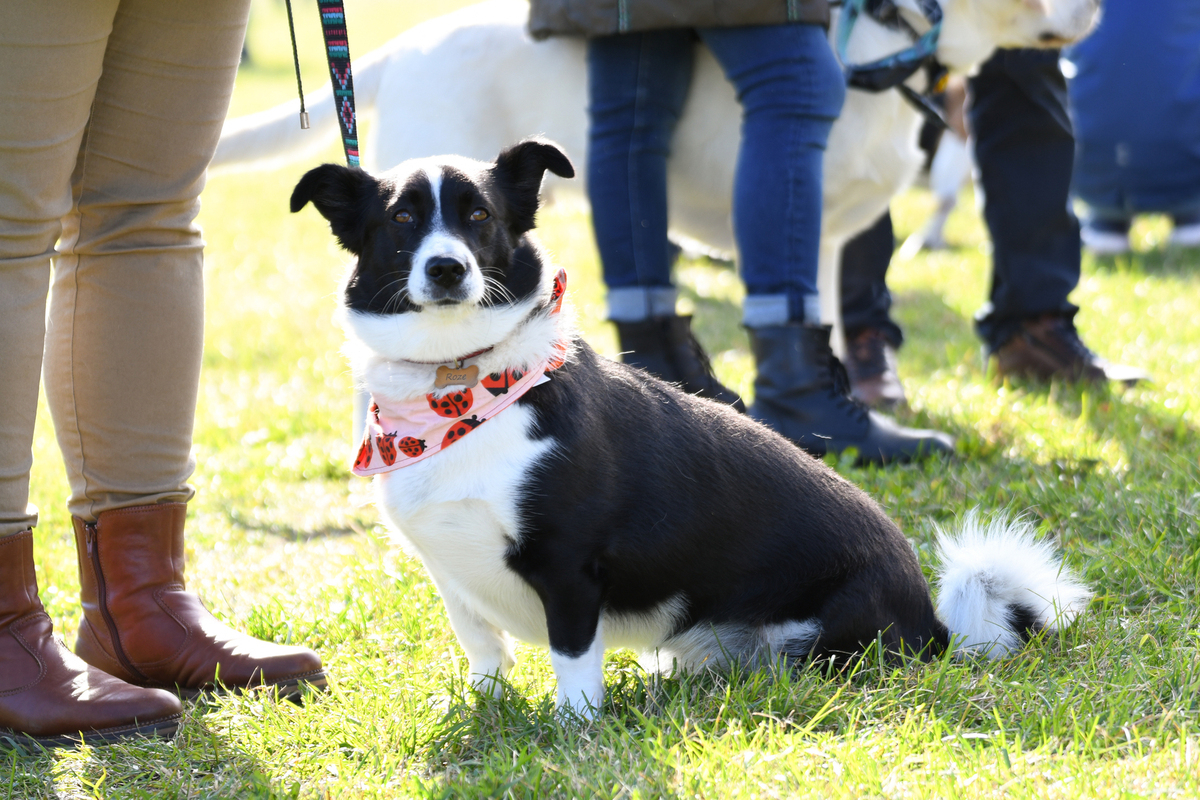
[73,503,326,700]
[0,531,181,748]
[995,314,1150,385]
[845,328,907,410]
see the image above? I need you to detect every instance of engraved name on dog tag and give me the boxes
[434,364,480,389]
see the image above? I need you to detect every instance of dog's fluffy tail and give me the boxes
[210,39,391,173]
[933,510,1091,658]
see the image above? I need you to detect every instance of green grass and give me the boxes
[9,1,1200,796]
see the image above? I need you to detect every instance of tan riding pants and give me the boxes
[0,0,251,536]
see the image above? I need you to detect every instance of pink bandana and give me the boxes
[352,270,568,476]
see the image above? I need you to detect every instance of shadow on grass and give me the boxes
[892,286,1198,452]
[409,641,1060,799]
[226,511,362,543]
[2,705,288,800]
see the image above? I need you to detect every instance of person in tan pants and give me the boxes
[1,1,325,747]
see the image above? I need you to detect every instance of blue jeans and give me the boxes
[586,24,845,326]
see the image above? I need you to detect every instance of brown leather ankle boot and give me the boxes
[72,503,326,700]
[0,530,181,748]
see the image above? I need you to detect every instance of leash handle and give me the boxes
[317,1,360,167]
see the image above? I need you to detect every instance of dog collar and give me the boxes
[402,345,495,367]
[837,0,942,92]
[352,270,567,476]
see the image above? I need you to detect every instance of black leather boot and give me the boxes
[748,324,954,464]
[615,315,746,412]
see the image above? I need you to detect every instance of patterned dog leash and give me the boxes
[283,0,360,167]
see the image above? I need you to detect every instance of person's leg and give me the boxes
[840,211,902,346]
[44,0,241,518]
[971,48,1147,383]
[40,0,325,698]
[839,211,906,409]
[587,30,743,408]
[970,48,1080,352]
[0,5,122,539]
[587,30,693,321]
[0,1,182,744]
[698,24,950,462]
[700,23,843,327]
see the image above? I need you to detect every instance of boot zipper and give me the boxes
[86,522,149,682]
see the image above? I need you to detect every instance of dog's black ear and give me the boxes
[491,138,575,234]
[290,163,380,254]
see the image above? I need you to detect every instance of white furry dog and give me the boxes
[215,0,1097,345]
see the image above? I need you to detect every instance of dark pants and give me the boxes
[839,48,1081,352]
[840,211,902,346]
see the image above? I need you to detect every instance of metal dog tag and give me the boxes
[434,364,480,389]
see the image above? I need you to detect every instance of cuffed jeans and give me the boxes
[0,0,251,536]
[587,24,845,326]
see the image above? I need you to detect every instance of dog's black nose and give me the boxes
[426,257,467,289]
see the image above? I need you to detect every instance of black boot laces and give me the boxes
[679,328,722,384]
[817,339,871,423]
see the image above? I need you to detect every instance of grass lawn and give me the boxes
[8,1,1200,797]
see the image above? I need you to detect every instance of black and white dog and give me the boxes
[291,139,1091,716]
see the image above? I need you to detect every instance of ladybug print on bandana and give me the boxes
[550,269,566,314]
[481,367,526,397]
[441,415,483,448]
[398,436,426,457]
[352,270,568,477]
[547,339,568,371]
[428,388,474,418]
[354,437,373,471]
[376,431,399,465]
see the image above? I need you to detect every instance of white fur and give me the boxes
[215,0,1097,350]
[551,625,607,717]
[339,228,567,399]
[643,619,823,675]
[899,130,973,257]
[934,510,1092,658]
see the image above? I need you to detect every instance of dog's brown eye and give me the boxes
[394,210,413,223]
[470,208,490,222]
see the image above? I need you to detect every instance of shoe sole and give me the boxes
[0,714,181,751]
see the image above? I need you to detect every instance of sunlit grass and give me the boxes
[10,1,1200,796]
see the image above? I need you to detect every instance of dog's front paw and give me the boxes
[550,638,606,719]
[468,668,509,699]
[555,684,603,721]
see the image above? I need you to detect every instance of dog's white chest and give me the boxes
[375,403,554,644]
